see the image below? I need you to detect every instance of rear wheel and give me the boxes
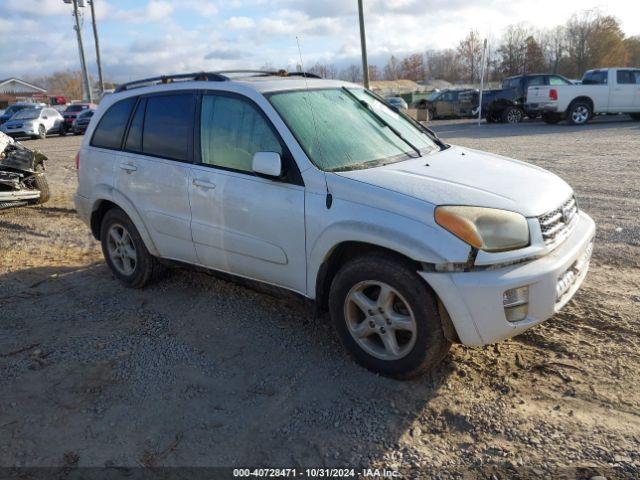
[37,124,46,139]
[100,208,161,288]
[542,112,562,124]
[502,106,523,124]
[329,253,451,379]
[28,164,50,205]
[567,101,592,125]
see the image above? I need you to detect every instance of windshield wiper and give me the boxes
[341,87,422,158]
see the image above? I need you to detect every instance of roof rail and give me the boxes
[114,72,228,93]
[114,69,324,93]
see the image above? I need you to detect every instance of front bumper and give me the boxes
[1,126,38,137]
[420,211,596,346]
[0,189,40,202]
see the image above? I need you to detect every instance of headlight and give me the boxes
[435,206,530,252]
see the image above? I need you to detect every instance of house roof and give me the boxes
[0,78,47,94]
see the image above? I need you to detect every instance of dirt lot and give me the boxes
[1,117,639,478]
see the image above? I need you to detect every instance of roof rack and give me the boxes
[114,70,322,92]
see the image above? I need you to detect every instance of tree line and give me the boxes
[313,10,640,84]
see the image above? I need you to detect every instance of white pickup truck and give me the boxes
[526,67,640,125]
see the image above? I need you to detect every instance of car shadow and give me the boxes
[430,115,639,140]
[0,263,460,472]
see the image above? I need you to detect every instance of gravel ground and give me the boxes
[0,116,639,478]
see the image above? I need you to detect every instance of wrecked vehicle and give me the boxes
[0,131,50,210]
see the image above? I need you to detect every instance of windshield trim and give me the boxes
[266,87,445,173]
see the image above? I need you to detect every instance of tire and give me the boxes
[501,106,523,124]
[37,124,46,139]
[30,164,50,204]
[630,113,640,121]
[542,113,562,124]
[486,114,497,124]
[328,253,451,379]
[567,101,592,125]
[100,208,161,288]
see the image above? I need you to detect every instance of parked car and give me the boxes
[526,68,640,124]
[385,96,408,110]
[0,102,46,126]
[75,71,595,379]
[0,131,50,209]
[417,89,478,119]
[62,103,96,133]
[0,107,64,139]
[72,109,95,135]
[480,74,573,123]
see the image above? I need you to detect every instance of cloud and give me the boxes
[205,49,248,60]
[225,16,256,30]
[0,0,67,17]
[112,0,174,23]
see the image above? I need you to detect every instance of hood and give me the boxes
[334,146,572,217]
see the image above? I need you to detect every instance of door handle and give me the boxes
[192,178,216,190]
[119,162,137,173]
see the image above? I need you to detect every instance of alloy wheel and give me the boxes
[571,105,589,124]
[343,280,417,361]
[106,223,137,276]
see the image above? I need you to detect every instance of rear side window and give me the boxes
[582,71,608,85]
[526,76,544,87]
[91,97,136,150]
[125,98,146,153]
[548,76,570,86]
[617,70,640,85]
[200,94,282,172]
[142,93,194,161]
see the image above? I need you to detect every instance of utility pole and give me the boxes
[477,38,488,126]
[88,0,104,95]
[357,0,370,89]
[65,0,93,102]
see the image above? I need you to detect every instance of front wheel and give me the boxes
[329,253,451,379]
[100,208,161,288]
[567,101,592,125]
[37,124,46,139]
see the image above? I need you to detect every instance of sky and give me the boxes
[0,0,638,83]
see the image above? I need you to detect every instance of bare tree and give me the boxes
[424,49,462,82]
[308,63,339,79]
[565,10,599,77]
[457,30,483,82]
[383,56,401,80]
[340,64,363,83]
[497,24,529,76]
[399,54,425,81]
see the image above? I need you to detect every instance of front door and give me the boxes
[189,92,306,293]
[610,70,639,112]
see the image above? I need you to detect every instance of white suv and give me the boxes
[75,71,596,378]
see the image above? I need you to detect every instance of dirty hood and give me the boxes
[335,145,572,217]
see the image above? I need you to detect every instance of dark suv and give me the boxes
[481,74,573,124]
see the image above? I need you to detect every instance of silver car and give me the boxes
[0,107,64,139]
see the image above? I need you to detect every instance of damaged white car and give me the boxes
[0,131,50,210]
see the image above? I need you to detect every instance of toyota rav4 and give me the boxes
[74,71,596,378]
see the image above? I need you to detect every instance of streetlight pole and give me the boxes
[88,0,104,95]
[66,0,93,102]
[357,0,370,89]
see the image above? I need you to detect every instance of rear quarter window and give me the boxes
[91,97,137,150]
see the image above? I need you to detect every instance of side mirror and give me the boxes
[42,116,48,119]
[252,151,282,178]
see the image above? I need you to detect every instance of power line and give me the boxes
[63,0,93,102]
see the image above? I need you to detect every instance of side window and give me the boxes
[142,93,194,161]
[617,70,638,85]
[124,98,146,153]
[583,71,608,85]
[91,97,136,150]
[200,94,282,173]
[527,76,544,87]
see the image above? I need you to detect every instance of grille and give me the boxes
[539,196,578,247]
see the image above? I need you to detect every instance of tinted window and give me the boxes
[66,104,87,113]
[200,94,282,172]
[582,71,608,85]
[527,76,544,87]
[617,70,640,84]
[125,98,145,153]
[142,94,194,161]
[91,97,136,150]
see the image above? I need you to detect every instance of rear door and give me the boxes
[117,92,198,263]
[188,92,306,292]
[610,69,640,111]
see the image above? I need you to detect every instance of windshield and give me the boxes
[426,91,440,101]
[12,108,41,120]
[4,105,28,116]
[78,110,94,118]
[268,88,438,172]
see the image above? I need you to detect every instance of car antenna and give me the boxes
[296,36,332,209]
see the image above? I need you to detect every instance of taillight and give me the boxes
[549,89,558,101]
[75,151,80,170]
